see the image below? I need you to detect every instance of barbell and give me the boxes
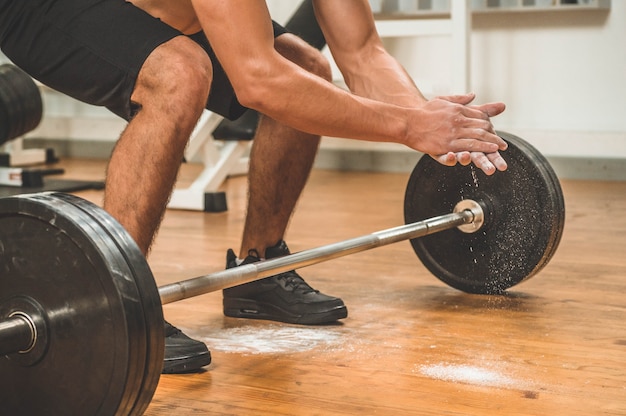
[0,132,565,415]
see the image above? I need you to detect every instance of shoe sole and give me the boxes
[162,351,212,374]
[223,298,348,325]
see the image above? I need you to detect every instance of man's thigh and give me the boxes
[0,0,180,120]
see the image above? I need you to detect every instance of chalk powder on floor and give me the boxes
[417,363,523,388]
[200,325,343,354]
[198,325,529,390]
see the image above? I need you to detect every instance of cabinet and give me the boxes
[472,0,611,11]
[371,0,611,15]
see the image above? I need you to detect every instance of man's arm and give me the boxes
[313,0,507,173]
[313,0,427,108]
[190,0,506,159]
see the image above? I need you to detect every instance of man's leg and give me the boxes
[223,34,348,325]
[103,36,214,374]
[239,33,328,255]
[104,36,211,254]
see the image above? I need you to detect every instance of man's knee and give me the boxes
[275,34,332,82]
[304,47,332,82]
[134,36,212,113]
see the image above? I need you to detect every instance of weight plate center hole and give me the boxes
[453,199,484,234]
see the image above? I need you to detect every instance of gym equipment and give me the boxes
[0,193,162,415]
[0,64,104,194]
[405,131,565,294]
[0,63,65,189]
[0,63,55,168]
[0,132,564,415]
[0,64,42,146]
[0,167,64,187]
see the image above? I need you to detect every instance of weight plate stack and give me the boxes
[0,193,163,415]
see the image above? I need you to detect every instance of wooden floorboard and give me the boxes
[58,159,626,415]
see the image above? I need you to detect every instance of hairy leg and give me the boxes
[239,34,332,257]
[104,36,212,254]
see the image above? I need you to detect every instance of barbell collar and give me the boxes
[159,207,477,305]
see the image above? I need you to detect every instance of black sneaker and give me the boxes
[223,240,348,324]
[162,321,212,374]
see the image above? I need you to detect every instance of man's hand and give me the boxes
[430,93,508,175]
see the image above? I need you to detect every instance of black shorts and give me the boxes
[0,0,287,120]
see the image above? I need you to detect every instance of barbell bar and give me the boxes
[159,199,482,305]
[0,131,565,415]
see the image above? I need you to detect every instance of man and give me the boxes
[0,0,507,374]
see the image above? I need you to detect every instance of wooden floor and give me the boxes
[62,159,626,415]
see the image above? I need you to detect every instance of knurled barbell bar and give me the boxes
[0,132,564,415]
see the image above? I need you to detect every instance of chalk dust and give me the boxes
[416,362,529,389]
[200,324,344,355]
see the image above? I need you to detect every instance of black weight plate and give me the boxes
[52,193,164,415]
[0,193,162,416]
[404,132,565,294]
[0,64,43,144]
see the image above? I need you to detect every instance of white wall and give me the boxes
[382,3,625,158]
[473,8,623,134]
[266,0,301,23]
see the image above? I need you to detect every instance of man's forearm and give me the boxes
[238,55,411,146]
[340,44,428,108]
[238,57,503,157]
